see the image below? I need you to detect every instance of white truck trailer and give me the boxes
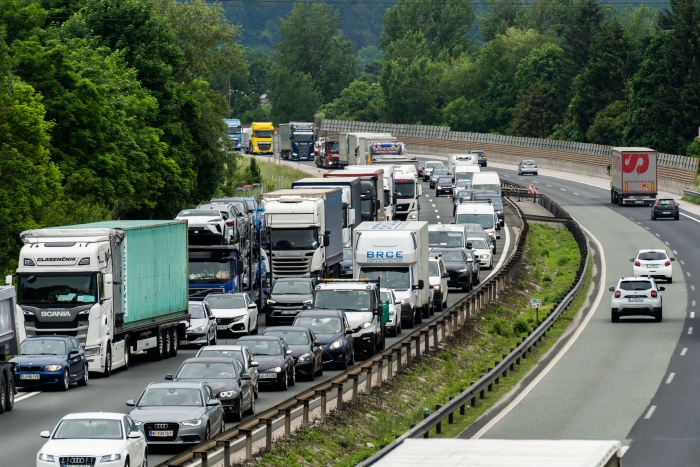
[393,172,422,221]
[353,221,430,328]
[339,132,393,166]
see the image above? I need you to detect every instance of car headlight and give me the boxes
[433,285,440,291]
[190,325,205,333]
[487,232,495,237]
[480,254,490,259]
[302,300,313,305]
[133,420,143,426]
[360,321,372,329]
[297,353,312,363]
[218,390,236,399]
[458,268,467,272]
[181,419,203,427]
[266,300,277,305]
[100,454,122,463]
[399,299,409,305]
[329,339,343,350]
[272,366,282,373]
[38,453,55,462]
[45,364,62,372]
[231,315,245,323]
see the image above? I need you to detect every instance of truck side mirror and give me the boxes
[375,305,383,316]
[466,242,472,250]
[323,235,330,247]
[5,275,12,286]
[417,185,423,196]
[235,259,244,274]
[413,280,424,290]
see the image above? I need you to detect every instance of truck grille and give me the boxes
[272,257,311,277]
[59,457,96,467]
[258,143,271,151]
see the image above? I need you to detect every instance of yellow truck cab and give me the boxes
[249,122,274,155]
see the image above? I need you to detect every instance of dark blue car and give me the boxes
[11,335,88,391]
[293,310,354,370]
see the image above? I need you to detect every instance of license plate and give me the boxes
[646,264,659,268]
[281,310,297,315]
[629,298,643,302]
[259,372,277,379]
[20,374,40,380]
[63,464,92,467]
[217,325,229,330]
[179,340,189,345]
[149,430,174,437]
[662,211,670,214]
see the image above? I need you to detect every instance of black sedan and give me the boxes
[651,198,680,220]
[429,248,474,292]
[263,326,324,381]
[167,357,254,422]
[236,335,296,390]
[293,310,355,370]
[11,335,88,391]
[435,176,454,197]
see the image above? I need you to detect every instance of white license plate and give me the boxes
[149,430,174,437]
[662,211,671,214]
[217,325,229,330]
[63,464,91,467]
[646,264,659,268]
[179,340,189,345]
[259,373,277,379]
[20,374,40,380]
[629,298,644,302]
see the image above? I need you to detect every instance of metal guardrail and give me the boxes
[358,185,590,465]
[683,188,700,200]
[156,185,531,467]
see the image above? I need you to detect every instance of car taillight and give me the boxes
[673,200,677,205]
[534,165,538,168]
[634,261,641,266]
[665,260,671,266]
[651,290,658,298]
[226,220,234,227]
[614,291,621,298]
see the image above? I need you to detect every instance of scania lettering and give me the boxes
[14,221,190,376]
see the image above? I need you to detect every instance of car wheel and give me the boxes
[611,311,619,323]
[316,360,324,376]
[220,416,226,435]
[668,277,673,284]
[78,364,89,387]
[675,215,680,220]
[397,322,402,335]
[142,450,148,467]
[651,212,655,220]
[233,398,244,422]
[124,460,130,467]
[60,369,70,391]
[349,351,355,366]
[211,329,217,346]
[205,423,211,440]
[340,355,348,370]
[655,309,663,322]
[104,344,113,377]
[254,381,259,399]
[247,392,256,415]
[415,307,422,324]
[280,371,289,391]
[289,367,296,386]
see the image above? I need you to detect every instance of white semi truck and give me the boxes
[393,172,422,221]
[14,221,190,376]
[261,188,344,279]
[353,221,430,328]
[339,132,393,166]
[353,164,396,222]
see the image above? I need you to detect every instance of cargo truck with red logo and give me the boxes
[607,147,658,206]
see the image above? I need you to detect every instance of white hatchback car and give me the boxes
[609,276,664,322]
[380,288,402,337]
[176,208,231,244]
[630,249,675,283]
[204,292,259,336]
[37,412,147,467]
[429,256,450,312]
[466,236,493,269]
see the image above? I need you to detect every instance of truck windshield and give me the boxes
[314,290,373,312]
[472,183,500,194]
[429,231,464,248]
[271,228,319,250]
[474,195,502,206]
[189,261,232,283]
[395,181,416,199]
[17,274,98,305]
[293,134,314,143]
[328,142,339,153]
[227,126,241,135]
[254,130,274,138]
[360,199,374,221]
[456,214,494,229]
[358,267,410,290]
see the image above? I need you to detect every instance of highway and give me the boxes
[1,164,517,466]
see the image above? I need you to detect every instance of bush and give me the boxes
[512,318,530,335]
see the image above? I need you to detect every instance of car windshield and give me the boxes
[176,362,237,379]
[315,289,374,311]
[438,177,453,184]
[328,142,339,152]
[456,213,494,229]
[270,228,319,250]
[239,340,283,356]
[138,388,203,407]
[438,251,465,262]
[657,199,675,205]
[265,330,309,345]
[426,162,443,170]
[472,183,500,193]
[429,261,440,276]
[380,291,393,303]
[189,261,231,284]
[294,134,315,143]
[469,239,490,250]
[619,280,653,291]
[357,267,411,290]
[272,280,311,294]
[342,248,353,261]
[197,349,244,365]
[205,294,246,309]
[17,274,98,305]
[637,251,668,261]
[456,190,474,200]
[454,180,471,188]
[53,419,123,440]
[455,172,475,182]
[432,169,448,177]
[295,317,343,334]
[20,339,66,355]
[429,231,464,248]
[178,209,222,217]
[188,303,206,319]
[521,161,535,166]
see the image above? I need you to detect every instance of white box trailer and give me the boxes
[340,132,393,166]
[353,221,429,328]
[447,153,478,174]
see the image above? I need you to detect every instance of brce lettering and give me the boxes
[366,251,403,259]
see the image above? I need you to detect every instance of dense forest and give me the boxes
[0,0,698,276]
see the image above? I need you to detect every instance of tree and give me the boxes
[268,65,322,123]
[561,0,606,76]
[586,100,628,144]
[442,97,488,132]
[381,0,475,58]
[318,80,384,121]
[479,0,525,43]
[507,79,563,137]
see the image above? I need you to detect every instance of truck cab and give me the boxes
[455,201,501,241]
[250,122,274,155]
[225,118,242,150]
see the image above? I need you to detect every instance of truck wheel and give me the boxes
[5,372,14,411]
[0,372,6,414]
[148,332,164,361]
[162,329,171,360]
[122,337,131,371]
[170,328,179,357]
[103,344,113,377]
[415,308,422,324]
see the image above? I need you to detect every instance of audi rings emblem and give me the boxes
[68,458,85,464]
[154,423,169,429]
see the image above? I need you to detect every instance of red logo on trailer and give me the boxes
[622,154,649,175]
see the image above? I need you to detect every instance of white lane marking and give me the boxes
[546,184,552,187]
[436,215,441,219]
[692,285,696,291]
[473,223,604,439]
[621,446,630,456]
[680,260,685,265]
[644,226,650,230]
[644,406,657,419]
[689,327,693,335]
[431,204,436,207]
[655,233,660,237]
[15,391,40,402]
[691,312,695,319]
[636,222,642,225]
[560,188,567,191]
[574,193,579,196]
[664,241,670,245]
[693,300,696,307]
[666,373,675,384]
[673,250,678,254]
[687,272,691,277]
[681,348,688,356]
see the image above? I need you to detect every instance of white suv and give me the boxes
[630,249,675,283]
[609,276,664,322]
[429,256,449,312]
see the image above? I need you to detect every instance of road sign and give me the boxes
[531,299,542,308]
[528,184,539,195]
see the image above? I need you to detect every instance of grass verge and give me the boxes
[244,222,592,466]
[234,155,311,198]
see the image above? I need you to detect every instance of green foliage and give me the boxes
[317,80,384,121]
[479,0,525,43]
[586,100,628,144]
[512,317,531,335]
[442,97,487,132]
[268,66,322,123]
[247,158,262,184]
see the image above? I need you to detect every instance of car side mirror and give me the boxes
[248,303,257,308]
[40,431,51,438]
[442,273,450,279]
[608,287,615,292]
[286,349,293,355]
[345,328,354,335]
[126,400,136,407]
[128,431,143,439]
[418,279,424,289]
[69,349,80,356]
[375,305,383,316]
[207,400,221,406]
[466,242,472,250]
[658,286,665,291]
[165,374,173,380]
[250,361,259,367]
[671,258,676,261]
[629,258,634,262]
[313,341,322,347]
[323,235,330,247]
[241,374,252,380]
